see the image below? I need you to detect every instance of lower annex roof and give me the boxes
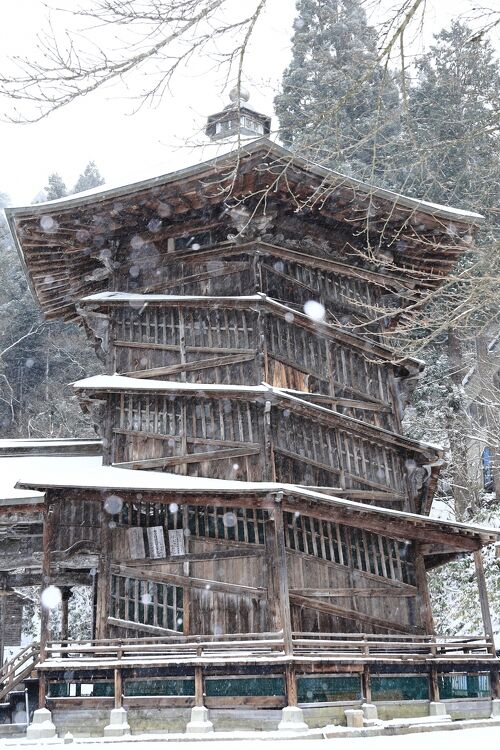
[14,460,500,552]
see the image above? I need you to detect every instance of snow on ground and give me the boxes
[2,726,500,749]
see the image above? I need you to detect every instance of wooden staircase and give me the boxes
[0,644,39,703]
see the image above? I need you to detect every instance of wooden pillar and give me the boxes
[429,665,440,702]
[194,666,204,707]
[114,668,123,709]
[60,587,72,644]
[182,505,190,636]
[413,543,435,635]
[273,504,293,655]
[473,550,495,656]
[362,665,372,703]
[96,516,111,640]
[490,668,500,700]
[264,517,280,632]
[0,591,5,667]
[284,665,298,707]
[39,501,56,709]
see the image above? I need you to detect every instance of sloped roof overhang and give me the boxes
[15,464,499,559]
[5,139,483,323]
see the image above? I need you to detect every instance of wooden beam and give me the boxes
[113,445,260,470]
[119,548,264,567]
[113,565,266,599]
[289,587,417,598]
[123,352,256,379]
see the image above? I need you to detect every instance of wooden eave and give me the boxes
[13,480,499,557]
[79,291,424,377]
[5,139,482,323]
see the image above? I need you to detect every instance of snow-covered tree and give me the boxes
[74,161,105,193]
[45,173,67,201]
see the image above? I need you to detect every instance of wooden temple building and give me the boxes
[1,96,500,736]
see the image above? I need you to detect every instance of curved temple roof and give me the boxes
[5,138,483,322]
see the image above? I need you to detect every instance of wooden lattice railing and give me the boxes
[0,643,39,702]
[42,632,496,665]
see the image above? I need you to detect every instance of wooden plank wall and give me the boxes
[100,500,422,639]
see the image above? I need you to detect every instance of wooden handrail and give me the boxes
[42,632,495,665]
[0,642,40,702]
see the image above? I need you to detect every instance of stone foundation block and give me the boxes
[26,707,57,740]
[103,707,131,737]
[186,705,214,733]
[278,705,309,732]
[429,702,449,718]
[344,708,364,728]
[361,702,381,726]
[491,699,500,717]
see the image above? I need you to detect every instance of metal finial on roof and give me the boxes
[228,86,250,104]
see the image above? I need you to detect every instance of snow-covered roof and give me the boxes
[0,438,102,506]
[14,460,499,547]
[1,455,103,506]
[74,374,269,395]
[6,138,483,224]
[73,375,442,459]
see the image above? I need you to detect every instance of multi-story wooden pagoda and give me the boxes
[2,97,500,737]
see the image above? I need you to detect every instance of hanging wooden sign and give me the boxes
[168,528,185,556]
[147,526,167,559]
[127,527,145,560]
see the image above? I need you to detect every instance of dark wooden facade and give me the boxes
[3,139,499,719]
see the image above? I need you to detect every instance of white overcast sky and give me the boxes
[0,0,496,206]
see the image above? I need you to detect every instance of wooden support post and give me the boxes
[273,505,293,655]
[490,668,500,700]
[473,550,496,656]
[429,666,440,703]
[0,591,5,667]
[114,668,123,709]
[362,665,372,703]
[38,673,47,708]
[39,501,56,709]
[285,665,298,707]
[96,517,111,640]
[413,543,435,635]
[60,587,72,646]
[194,666,204,707]
[182,505,190,636]
[264,516,280,633]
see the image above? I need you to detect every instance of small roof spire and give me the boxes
[205,86,271,142]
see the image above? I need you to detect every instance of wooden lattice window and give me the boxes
[283,511,414,584]
[188,505,266,544]
[110,574,183,632]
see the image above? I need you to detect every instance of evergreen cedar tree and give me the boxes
[274,0,400,182]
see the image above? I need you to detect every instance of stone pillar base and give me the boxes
[429,702,449,717]
[361,702,381,726]
[345,708,364,728]
[103,707,131,737]
[185,705,214,734]
[278,705,309,732]
[491,698,500,717]
[26,707,57,740]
